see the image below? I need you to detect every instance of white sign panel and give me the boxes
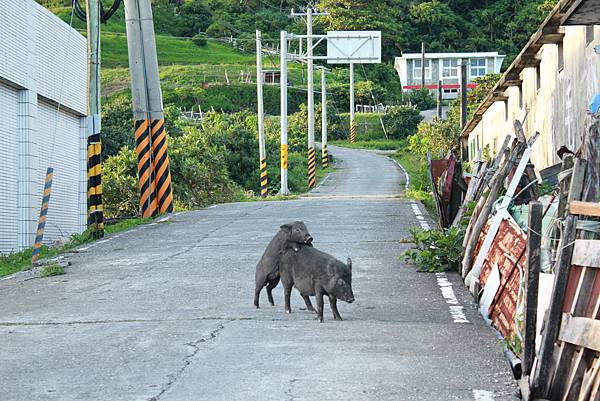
[326,31,381,64]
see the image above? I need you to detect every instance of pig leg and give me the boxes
[315,288,325,323]
[266,277,279,306]
[301,294,316,313]
[284,284,293,314]
[254,277,267,309]
[329,296,343,321]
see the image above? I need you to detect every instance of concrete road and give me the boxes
[0,145,518,401]
[420,107,448,122]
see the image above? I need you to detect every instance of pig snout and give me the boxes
[347,296,355,303]
[306,235,313,244]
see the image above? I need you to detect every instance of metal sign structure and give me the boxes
[326,31,381,64]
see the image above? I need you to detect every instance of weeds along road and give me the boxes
[0,145,517,401]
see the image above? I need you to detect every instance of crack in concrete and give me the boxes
[165,204,271,261]
[148,322,227,401]
[284,378,299,401]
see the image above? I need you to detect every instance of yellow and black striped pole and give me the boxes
[87,133,104,237]
[151,119,174,213]
[308,146,316,188]
[32,167,53,262]
[260,158,268,197]
[349,63,356,144]
[135,119,158,217]
[321,68,328,168]
[256,30,268,198]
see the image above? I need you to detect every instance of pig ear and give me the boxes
[347,258,352,270]
[280,223,292,233]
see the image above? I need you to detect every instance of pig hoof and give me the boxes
[334,316,343,321]
[285,309,291,314]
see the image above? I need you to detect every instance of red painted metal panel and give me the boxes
[475,219,527,337]
[403,84,479,90]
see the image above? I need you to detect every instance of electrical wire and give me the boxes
[73,0,122,23]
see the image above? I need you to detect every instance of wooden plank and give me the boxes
[559,315,600,351]
[532,157,587,398]
[572,240,600,268]
[538,32,566,44]
[524,202,543,376]
[552,281,600,399]
[577,357,600,401]
[570,201,600,218]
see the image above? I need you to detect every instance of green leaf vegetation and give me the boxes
[41,264,66,278]
[402,226,463,272]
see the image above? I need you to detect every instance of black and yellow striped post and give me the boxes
[321,144,328,168]
[260,158,268,197]
[135,119,158,217]
[32,167,53,263]
[350,118,357,144]
[87,133,104,238]
[308,147,316,188]
[151,119,174,213]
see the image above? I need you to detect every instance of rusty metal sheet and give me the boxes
[474,218,527,337]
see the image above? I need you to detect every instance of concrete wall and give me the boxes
[0,0,87,253]
[395,53,505,99]
[467,26,600,172]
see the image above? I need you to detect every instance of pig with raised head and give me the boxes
[254,221,315,310]
[279,244,355,322]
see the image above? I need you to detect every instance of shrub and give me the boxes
[103,126,242,218]
[407,118,460,158]
[200,111,260,192]
[402,227,463,272]
[169,126,241,209]
[382,105,423,139]
[103,147,139,218]
[101,94,135,159]
[403,88,436,111]
[191,33,208,47]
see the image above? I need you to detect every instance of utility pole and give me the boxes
[460,59,468,161]
[421,42,426,89]
[289,7,327,188]
[437,79,443,119]
[306,7,316,188]
[256,30,267,197]
[124,0,174,217]
[86,0,104,238]
[280,30,289,195]
[349,62,356,143]
[321,68,328,168]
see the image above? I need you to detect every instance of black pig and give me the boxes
[254,221,315,310]
[280,244,355,322]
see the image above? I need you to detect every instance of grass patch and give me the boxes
[100,33,256,68]
[391,147,437,218]
[0,246,60,278]
[0,216,153,278]
[339,113,386,141]
[330,139,403,150]
[41,264,66,278]
[105,217,153,235]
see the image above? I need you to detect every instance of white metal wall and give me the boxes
[0,83,19,253]
[0,0,87,253]
[0,0,86,114]
[36,101,84,244]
